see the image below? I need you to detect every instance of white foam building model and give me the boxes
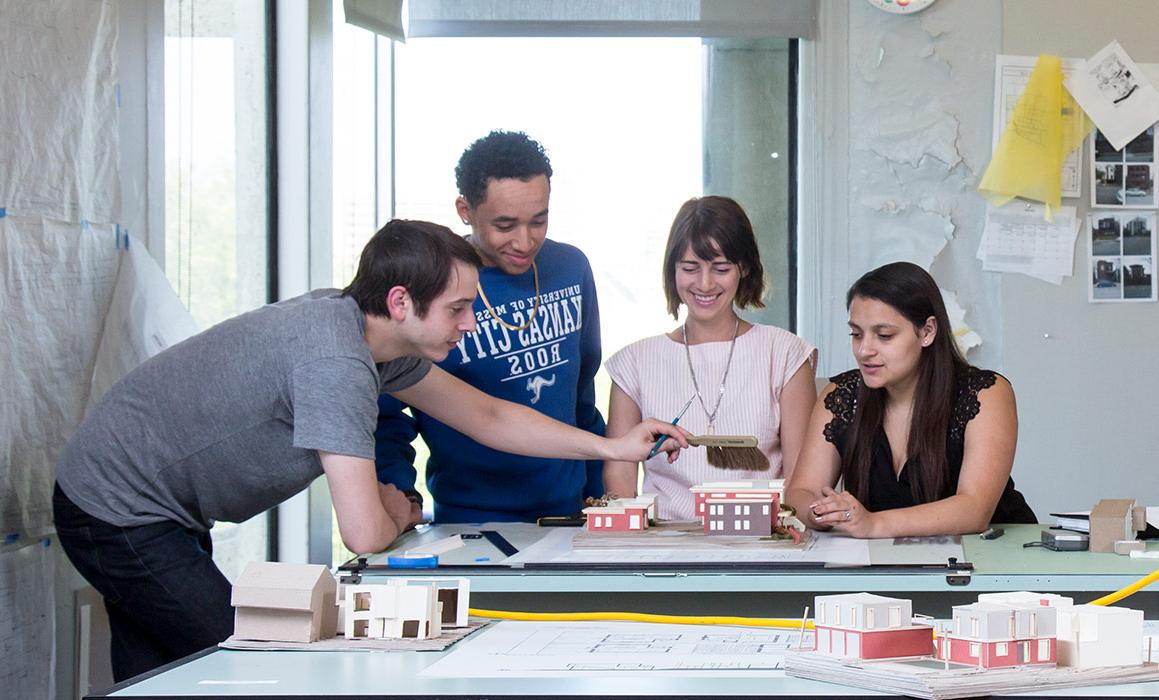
[341,577,471,641]
[977,591,1074,637]
[939,601,1057,668]
[813,593,934,659]
[231,562,338,643]
[1055,604,1144,668]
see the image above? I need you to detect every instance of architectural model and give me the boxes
[802,590,1145,671]
[813,593,934,659]
[690,479,801,541]
[231,561,338,643]
[937,601,1056,667]
[342,577,471,641]
[583,494,656,532]
[1088,498,1145,553]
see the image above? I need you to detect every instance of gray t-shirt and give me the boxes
[56,290,430,531]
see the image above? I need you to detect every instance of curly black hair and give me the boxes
[455,130,553,207]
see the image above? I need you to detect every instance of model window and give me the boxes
[1038,638,1050,659]
[969,642,980,658]
[817,603,826,624]
[889,606,901,628]
[970,617,979,638]
[833,606,841,625]
[1029,611,1038,637]
[865,607,875,629]
[763,504,770,515]
[996,642,1008,657]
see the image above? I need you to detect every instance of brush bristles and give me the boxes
[704,445,770,471]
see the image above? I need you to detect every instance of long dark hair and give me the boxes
[842,262,969,505]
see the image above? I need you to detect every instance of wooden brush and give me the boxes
[688,435,769,471]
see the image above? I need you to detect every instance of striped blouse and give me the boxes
[606,324,816,520]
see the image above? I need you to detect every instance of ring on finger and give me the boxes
[844,509,852,521]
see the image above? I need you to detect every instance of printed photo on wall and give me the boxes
[1088,211,1157,302]
[1091,127,1158,208]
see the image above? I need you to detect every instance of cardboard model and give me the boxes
[813,593,934,659]
[231,561,338,643]
[1089,498,1136,553]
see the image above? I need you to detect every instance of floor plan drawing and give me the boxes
[421,621,814,678]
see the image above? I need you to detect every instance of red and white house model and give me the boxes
[813,593,935,659]
[583,495,657,532]
[938,601,1057,668]
[690,480,784,521]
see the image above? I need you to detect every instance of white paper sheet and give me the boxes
[0,0,119,222]
[503,527,872,567]
[993,55,1085,198]
[1066,41,1159,151]
[977,203,1079,284]
[0,541,56,698]
[421,620,811,678]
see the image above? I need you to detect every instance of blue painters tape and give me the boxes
[115,223,121,249]
[42,538,51,548]
[124,229,130,249]
[0,207,6,218]
[80,219,90,230]
[4,533,19,545]
[387,553,438,569]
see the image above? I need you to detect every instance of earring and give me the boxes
[462,219,469,225]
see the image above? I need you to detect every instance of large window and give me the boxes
[164,0,271,577]
[330,7,795,565]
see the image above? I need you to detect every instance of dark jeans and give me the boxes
[53,483,234,682]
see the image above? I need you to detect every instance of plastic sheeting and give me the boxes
[0,0,120,223]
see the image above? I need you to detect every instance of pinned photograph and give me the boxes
[1094,131,1122,162]
[1091,215,1121,255]
[1090,257,1122,301]
[1088,211,1157,302]
[1123,214,1153,255]
[1066,40,1159,150]
[1123,164,1156,207]
[1093,163,1124,206]
[1125,126,1154,163]
[1122,256,1154,300]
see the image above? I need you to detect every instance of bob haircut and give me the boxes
[841,261,969,506]
[455,130,553,208]
[342,219,482,318]
[662,196,767,319]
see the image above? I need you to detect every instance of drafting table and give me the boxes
[90,636,1159,699]
[341,523,1159,617]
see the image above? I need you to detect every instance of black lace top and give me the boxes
[823,367,1036,524]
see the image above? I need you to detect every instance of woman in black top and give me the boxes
[785,262,1035,538]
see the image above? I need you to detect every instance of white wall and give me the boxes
[802,0,1159,517]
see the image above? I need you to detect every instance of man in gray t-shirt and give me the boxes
[53,219,689,682]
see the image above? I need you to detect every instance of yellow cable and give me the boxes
[471,567,1159,624]
[468,608,813,629]
[1087,568,1159,606]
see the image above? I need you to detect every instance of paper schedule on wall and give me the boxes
[977,203,1079,284]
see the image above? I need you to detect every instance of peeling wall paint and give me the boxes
[843,0,1002,368]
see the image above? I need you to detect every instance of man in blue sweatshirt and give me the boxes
[376,131,606,522]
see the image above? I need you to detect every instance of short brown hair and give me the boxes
[342,219,482,318]
[662,196,767,319]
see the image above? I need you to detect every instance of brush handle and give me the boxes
[688,435,758,447]
[645,432,673,460]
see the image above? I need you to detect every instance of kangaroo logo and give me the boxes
[526,374,556,404]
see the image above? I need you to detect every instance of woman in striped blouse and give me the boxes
[603,196,817,521]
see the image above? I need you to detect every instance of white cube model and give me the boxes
[977,591,1075,637]
[1056,604,1144,668]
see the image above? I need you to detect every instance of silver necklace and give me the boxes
[682,317,740,434]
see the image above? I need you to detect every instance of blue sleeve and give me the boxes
[577,261,607,500]
[374,393,419,491]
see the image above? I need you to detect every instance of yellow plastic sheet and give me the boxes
[978,55,1093,220]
